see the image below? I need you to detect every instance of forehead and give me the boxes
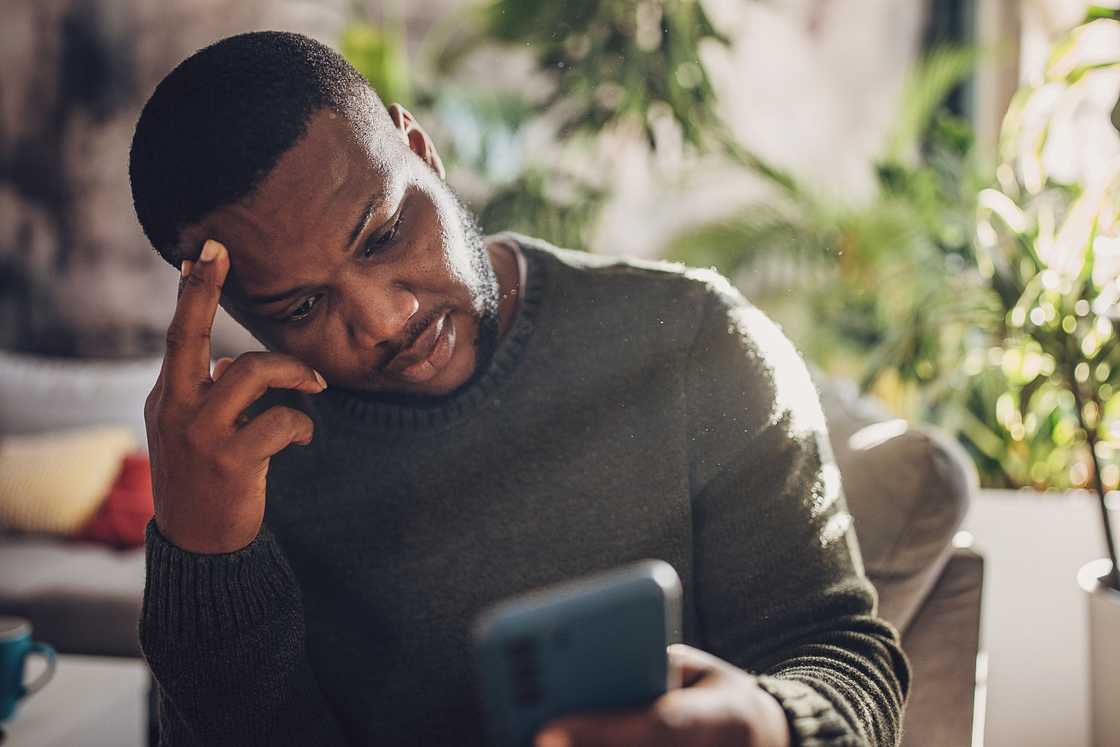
[197,106,403,299]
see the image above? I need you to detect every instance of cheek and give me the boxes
[288,332,371,388]
[412,179,476,286]
[264,331,333,372]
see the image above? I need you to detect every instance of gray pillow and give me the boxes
[812,371,977,635]
[0,350,161,448]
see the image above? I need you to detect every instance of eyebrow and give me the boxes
[346,194,380,248]
[243,193,382,307]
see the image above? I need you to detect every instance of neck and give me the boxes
[488,238,524,341]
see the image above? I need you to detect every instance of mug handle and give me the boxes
[21,642,57,697]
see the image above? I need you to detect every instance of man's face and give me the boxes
[179,100,500,398]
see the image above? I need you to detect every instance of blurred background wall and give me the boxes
[0,0,348,359]
[0,0,954,360]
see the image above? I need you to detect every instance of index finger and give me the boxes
[163,239,228,396]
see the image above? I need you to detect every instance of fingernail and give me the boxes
[181,259,193,278]
[200,239,222,263]
[313,370,327,389]
[535,731,570,747]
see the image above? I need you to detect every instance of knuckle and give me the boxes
[143,387,160,417]
[183,271,211,292]
[182,422,211,454]
[272,352,302,366]
[262,351,301,370]
[235,351,267,379]
[145,406,161,435]
[285,407,314,431]
[280,408,314,440]
[210,448,241,475]
[165,322,210,352]
[153,407,178,434]
[164,322,188,351]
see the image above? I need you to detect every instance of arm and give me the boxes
[685,277,910,746]
[140,239,348,745]
[141,521,350,746]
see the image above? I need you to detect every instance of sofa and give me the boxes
[813,371,985,747]
[0,350,983,745]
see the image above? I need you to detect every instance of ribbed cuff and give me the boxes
[754,675,862,747]
[140,519,301,648]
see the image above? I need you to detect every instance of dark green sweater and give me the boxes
[140,234,909,746]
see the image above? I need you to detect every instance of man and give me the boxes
[130,31,908,747]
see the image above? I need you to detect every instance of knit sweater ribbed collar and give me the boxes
[316,233,548,434]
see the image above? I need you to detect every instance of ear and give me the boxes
[387,103,446,180]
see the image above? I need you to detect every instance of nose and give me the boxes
[341,276,419,350]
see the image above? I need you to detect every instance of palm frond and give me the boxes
[885,46,976,162]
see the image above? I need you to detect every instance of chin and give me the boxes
[417,346,478,397]
[352,339,477,399]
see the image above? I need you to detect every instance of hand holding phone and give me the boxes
[473,560,683,747]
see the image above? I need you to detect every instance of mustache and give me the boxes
[374,305,450,373]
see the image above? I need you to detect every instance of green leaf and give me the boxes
[340,22,412,104]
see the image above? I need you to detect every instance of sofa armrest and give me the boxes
[0,534,145,657]
[900,546,985,747]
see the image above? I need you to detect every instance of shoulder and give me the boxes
[497,231,729,336]
[498,233,823,430]
[500,230,721,288]
[682,265,827,441]
[502,233,745,374]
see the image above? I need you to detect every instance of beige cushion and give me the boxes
[0,426,137,534]
[812,372,977,635]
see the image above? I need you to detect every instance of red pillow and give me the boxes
[75,452,154,549]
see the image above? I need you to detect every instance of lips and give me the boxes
[383,311,456,383]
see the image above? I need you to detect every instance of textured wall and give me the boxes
[593,0,928,260]
[0,0,931,357]
[0,0,343,358]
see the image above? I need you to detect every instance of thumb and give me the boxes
[668,644,725,688]
[211,356,235,381]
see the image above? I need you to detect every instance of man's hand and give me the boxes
[534,644,792,747]
[144,239,328,554]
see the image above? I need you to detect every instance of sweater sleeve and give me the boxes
[684,277,911,746]
[139,519,350,746]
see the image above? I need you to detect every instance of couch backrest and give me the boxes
[812,371,977,635]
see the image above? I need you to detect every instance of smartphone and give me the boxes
[472,559,683,747]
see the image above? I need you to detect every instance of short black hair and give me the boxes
[129,30,378,265]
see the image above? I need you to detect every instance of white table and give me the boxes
[0,654,148,747]
[963,488,1112,747]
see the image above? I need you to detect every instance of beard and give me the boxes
[456,187,502,384]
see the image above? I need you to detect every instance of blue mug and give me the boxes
[0,616,56,721]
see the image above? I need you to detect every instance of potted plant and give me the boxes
[974,13,1120,743]
[664,9,1120,737]
[345,0,728,252]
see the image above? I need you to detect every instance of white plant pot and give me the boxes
[1080,558,1120,747]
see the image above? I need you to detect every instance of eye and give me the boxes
[362,208,405,258]
[283,294,321,324]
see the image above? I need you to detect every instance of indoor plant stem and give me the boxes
[1068,362,1120,591]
